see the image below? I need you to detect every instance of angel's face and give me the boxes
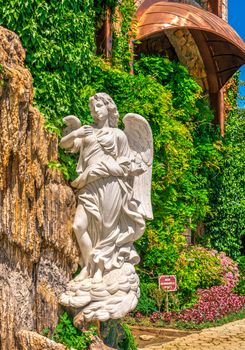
[89,97,109,123]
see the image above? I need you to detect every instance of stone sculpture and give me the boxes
[59,93,153,323]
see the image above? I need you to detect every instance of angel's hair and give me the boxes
[92,92,119,128]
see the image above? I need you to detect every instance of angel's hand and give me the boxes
[71,173,84,188]
[140,163,148,172]
[74,125,93,138]
[130,162,147,176]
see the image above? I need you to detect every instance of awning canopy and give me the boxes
[137,1,245,92]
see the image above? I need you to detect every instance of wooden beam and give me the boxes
[105,8,112,59]
[218,87,225,136]
[208,0,222,17]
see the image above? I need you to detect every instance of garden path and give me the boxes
[139,319,245,350]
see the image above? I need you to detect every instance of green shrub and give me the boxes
[52,312,96,349]
[237,256,245,276]
[119,324,137,350]
[174,246,224,309]
[233,255,245,296]
[100,320,137,350]
[135,282,158,315]
[203,75,245,258]
[233,277,245,296]
[137,247,240,312]
[0,0,96,132]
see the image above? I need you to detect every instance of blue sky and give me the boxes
[229,0,245,106]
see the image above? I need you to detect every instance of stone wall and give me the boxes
[0,26,79,350]
[165,29,208,92]
[221,0,228,20]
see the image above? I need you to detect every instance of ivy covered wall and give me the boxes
[203,76,245,259]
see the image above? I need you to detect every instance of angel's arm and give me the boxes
[60,129,79,149]
[60,125,93,150]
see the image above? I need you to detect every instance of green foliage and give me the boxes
[100,320,137,350]
[202,73,244,258]
[42,327,50,337]
[149,287,168,313]
[47,160,70,181]
[136,246,226,314]
[233,277,245,296]
[204,108,245,258]
[112,0,136,71]
[233,256,245,296]
[237,256,245,276]
[135,282,158,315]
[134,55,203,121]
[52,312,97,349]
[0,0,96,128]
[118,324,138,350]
[132,56,221,277]
[174,246,224,308]
[1,4,220,263]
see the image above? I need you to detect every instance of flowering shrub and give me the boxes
[173,247,241,309]
[160,285,245,325]
[150,312,161,323]
[174,246,224,308]
[136,248,241,315]
[135,312,143,319]
[217,252,239,287]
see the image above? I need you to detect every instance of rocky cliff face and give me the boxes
[0,26,79,350]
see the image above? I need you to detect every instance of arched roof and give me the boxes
[137,1,245,91]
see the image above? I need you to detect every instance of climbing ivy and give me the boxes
[204,108,245,258]
[0,0,96,133]
[200,74,245,259]
[111,0,136,70]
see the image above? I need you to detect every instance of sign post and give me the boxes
[158,275,177,313]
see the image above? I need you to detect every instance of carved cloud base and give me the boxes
[60,263,140,323]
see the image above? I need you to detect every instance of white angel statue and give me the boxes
[59,93,153,323]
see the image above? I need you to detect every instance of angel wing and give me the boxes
[60,115,83,153]
[62,115,81,136]
[123,113,153,220]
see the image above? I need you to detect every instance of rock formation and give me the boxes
[0,26,79,350]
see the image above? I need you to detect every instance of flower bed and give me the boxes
[160,285,245,324]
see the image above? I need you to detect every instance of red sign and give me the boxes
[159,275,177,292]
